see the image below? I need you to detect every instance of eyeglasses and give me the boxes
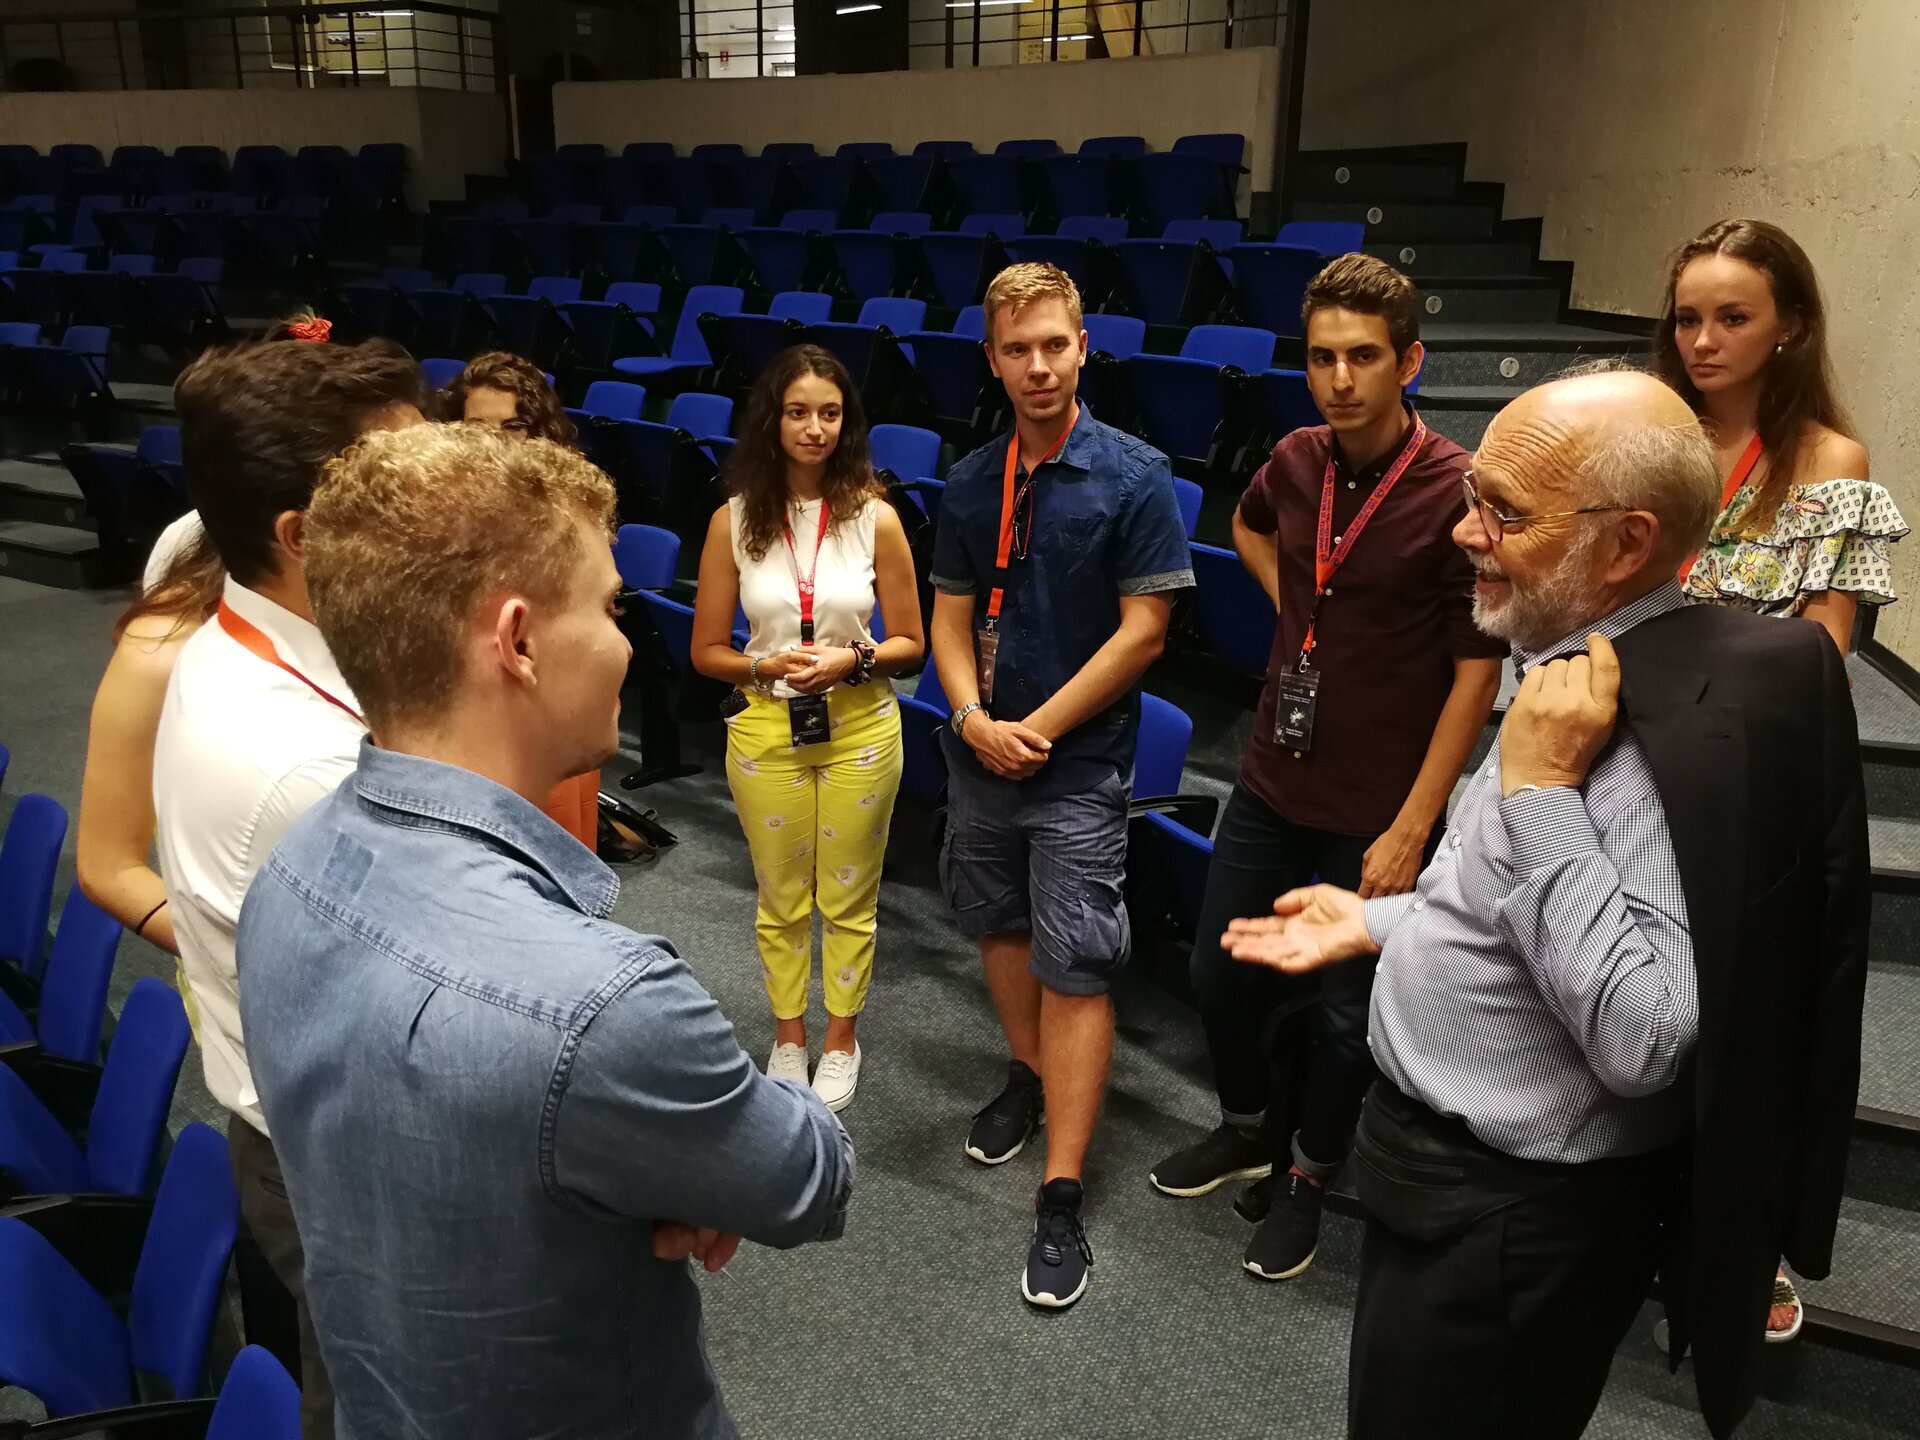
[1011,470,1040,560]
[1461,471,1627,542]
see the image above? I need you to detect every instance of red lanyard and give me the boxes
[216,601,364,724]
[1298,414,1428,665]
[781,499,833,647]
[987,404,1078,623]
[1678,432,1764,582]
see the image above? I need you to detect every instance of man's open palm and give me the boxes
[1223,884,1378,973]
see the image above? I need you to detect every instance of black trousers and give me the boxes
[1189,782,1385,1165]
[1347,1083,1673,1440]
[228,1114,334,1440]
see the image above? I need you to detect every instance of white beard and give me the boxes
[1470,528,1608,653]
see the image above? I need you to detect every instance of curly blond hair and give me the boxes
[304,423,615,732]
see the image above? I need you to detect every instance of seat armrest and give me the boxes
[1127,792,1219,837]
[2,1192,154,1301]
[0,1397,215,1440]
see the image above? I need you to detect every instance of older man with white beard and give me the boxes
[1225,368,1871,1440]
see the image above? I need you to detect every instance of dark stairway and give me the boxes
[1288,142,1646,451]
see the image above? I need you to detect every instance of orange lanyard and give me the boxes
[1298,415,1427,666]
[986,404,1078,623]
[216,601,364,725]
[1679,433,1763,582]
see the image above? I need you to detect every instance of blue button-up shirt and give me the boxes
[930,405,1193,792]
[237,742,853,1440]
[1365,583,1699,1163]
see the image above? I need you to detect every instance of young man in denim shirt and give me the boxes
[237,425,852,1439]
[929,263,1193,1310]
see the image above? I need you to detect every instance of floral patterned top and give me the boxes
[1683,477,1909,617]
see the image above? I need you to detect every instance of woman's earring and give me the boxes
[1775,341,1785,354]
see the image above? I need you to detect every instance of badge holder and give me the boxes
[975,622,1000,706]
[1273,659,1320,755]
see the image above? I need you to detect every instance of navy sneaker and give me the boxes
[965,1059,1044,1165]
[1149,1121,1272,1197]
[1022,1178,1093,1309]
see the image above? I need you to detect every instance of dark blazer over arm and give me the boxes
[1613,605,1870,1440]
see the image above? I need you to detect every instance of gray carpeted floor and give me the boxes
[2,571,1914,1437]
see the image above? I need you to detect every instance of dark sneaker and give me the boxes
[1022,1178,1093,1309]
[1234,1172,1275,1223]
[1243,1172,1324,1281]
[965,1060,1044,1165]
[1149,1121,1273,1197]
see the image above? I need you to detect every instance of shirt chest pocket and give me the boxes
[1055,513,1110,578]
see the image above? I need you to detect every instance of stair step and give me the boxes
[1295,148,1466,204]
[1798,1197,1920,1339]
[0,479,90,532]
[1861,962,1920,1126]
[1291,197,1503,241]
[1420,321,1646,386]
[0,518,103,589]
[1412,275,1563,325]
[1369,239,1543,278]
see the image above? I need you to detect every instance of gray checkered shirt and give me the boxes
[1364,583,1698,1162]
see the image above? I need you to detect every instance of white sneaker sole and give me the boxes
[965,1115,1044,1166]
[815,1078,857,1113]
[1244,1247,1316,1282]
[1149,1161,1273,1198]
[1022,1268,1089,1309]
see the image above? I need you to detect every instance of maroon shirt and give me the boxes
[1236,414,1505,837]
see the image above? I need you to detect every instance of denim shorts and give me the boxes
[939,763,1132,996]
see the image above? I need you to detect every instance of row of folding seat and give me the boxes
[0,757,281,1426]
[418,210,1365,335]
[0,142,407,214]
[521,133,1246,231]
[3,253,228,344]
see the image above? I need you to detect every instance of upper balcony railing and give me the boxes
[0,4,501,95]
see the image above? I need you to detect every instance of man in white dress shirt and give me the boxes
[152,337,423,1439]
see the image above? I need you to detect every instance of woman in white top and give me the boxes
[1655,218,1906,1345]
[1659,219,1907,659]
[692,345,924,1111]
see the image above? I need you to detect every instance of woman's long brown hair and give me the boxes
[1650,218,1855,538]
[725,345,878,562]
[113,524,223,643]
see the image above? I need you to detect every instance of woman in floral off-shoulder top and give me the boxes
[1656,219,1907,662]
[1653,218,1906,1347]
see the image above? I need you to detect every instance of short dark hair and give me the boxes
[174,339,424,586]
[1300,253,1421,356]
[443,351,579,450]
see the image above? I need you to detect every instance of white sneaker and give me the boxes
[811,1044,861,1112]
[766,1042,810,1085]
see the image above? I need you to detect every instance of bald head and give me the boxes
[1479,365,1718,572]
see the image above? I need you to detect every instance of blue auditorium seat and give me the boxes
[1259,367,1320,447]
[1190,540,1278,677]
[708,289,833,387]
[1230,242,1324,337]
[837,142,895,162]
[949,155,1025,217]
[1042,154,1121,220]
[0,976,190,1200]
[867,155,938,215]
[0,793,67,977]
[918,213,1024,310]
[793,155,859,221]
[1278,219,1365,257]
[1129,324,1274,474]
[613,283,743,387]
[420,357,465,391]
[1078,312,1148,421]
[1080,136,1148,158]
[1005,214,1129,304]
[0,1121,236,1417]
[737,208,836,293]
[0,888,121,1063]
[512,218,582,279]
[614,523,680,592]
[1171,476,1202,539]
[913,140,975,160]
[952,304,987,340]
[562,281,661,372]
[485,277,583,371]
[1113,227,1233,327]
[870,423,940,484]
[1135,693,1194,802]
[1134,151,1236,231]
[833,211,932,303]
[143,257,228,347]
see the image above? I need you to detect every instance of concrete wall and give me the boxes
[0,87,507,204]
[1301,0,1920,660]
[555,45,1282,192]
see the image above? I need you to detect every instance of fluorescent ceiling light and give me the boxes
[836,3,881,11]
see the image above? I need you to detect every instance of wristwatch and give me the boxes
[950,700,986,737]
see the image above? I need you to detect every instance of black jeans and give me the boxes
[1348,1083,1672,1439]
[1189,782,1390,1167]
[228,1114,334,1440]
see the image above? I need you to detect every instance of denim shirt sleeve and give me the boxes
[1116,450,1195,595]
[549,941,853,1246]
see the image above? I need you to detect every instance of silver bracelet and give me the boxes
[748,655,763,689]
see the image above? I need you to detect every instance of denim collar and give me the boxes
[349,739,619,919]
[1512,580,1688,677]
[1016,400,1100,476]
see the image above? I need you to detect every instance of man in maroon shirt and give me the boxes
[1148,254,1504,1281]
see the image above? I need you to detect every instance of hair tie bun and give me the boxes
[287,316,333,343]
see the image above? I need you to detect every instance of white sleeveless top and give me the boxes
[730,493,880,699]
